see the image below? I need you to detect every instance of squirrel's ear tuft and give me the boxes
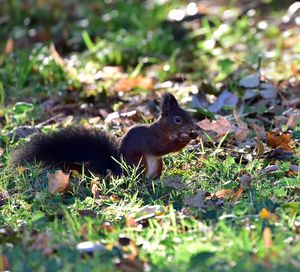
[162,93,179,115]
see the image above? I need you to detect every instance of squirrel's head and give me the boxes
[160,93,197,142]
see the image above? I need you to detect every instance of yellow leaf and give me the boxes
[259,208,278,221]
[259,208,270,220]
[48,170,70,194]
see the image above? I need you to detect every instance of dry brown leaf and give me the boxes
[0,255,10,271]
[48,170,70,194]
[267,130,292,151]
[163,176,185,189]
[286,114,299,129]
[198,115,249,141]
[197,117,232,138]
[0,147,3,158]
[233,187,244,201]
[91,183,100,200]
[110,194,120,202]
[4,38,14,55]
[255,140,265,156]
[125,216,138,228]
[101,222,115,233]
[50,43,65,67]
[263,227,272,249]
[215,189,234,198]
[252,124,266,140]
[233,109,249,141]
[50,43,77,79]
[184,190,209,210]
[114,76,154,92]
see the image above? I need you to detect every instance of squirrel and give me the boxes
[13,93,197,179]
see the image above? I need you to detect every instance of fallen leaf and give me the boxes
[267,130,292,151]
[263,227,272,249]
[260,83,277,99]
[233,187,244,201]
[287,113,299,129]
[114,76,154,92]
[48,170,70,194]
[208,90,238,113]
[4,38,14,55]
[184,190,209,210]
[233,109,249,141]
[191,92,209,109]
[215,189,234,198]
[198,115,248,141]
[50,43,65,67]
[138,205,165,216]
[125,216,138,228]
[259,208,278,221]
[259,208,270,219]
[239,72,260,88]
[101,222,115,233]
[252,124,266,140]
[163,176,185,189]
[0,147,3,158]
[91,183,100,200]
[198,117,232,139]
[110,194,120,202]
[244,89,258,100]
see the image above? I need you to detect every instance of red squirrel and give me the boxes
[14,93,197,179]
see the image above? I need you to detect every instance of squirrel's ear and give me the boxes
[161,93,179,115]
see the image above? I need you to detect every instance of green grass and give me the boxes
[1,0,300,271]
[1,145,300,271]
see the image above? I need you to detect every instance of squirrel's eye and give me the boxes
[174,116,182,124]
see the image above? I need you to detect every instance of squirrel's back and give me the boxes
[13,127,122,175]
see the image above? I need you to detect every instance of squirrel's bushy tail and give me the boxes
[13,127,122,175]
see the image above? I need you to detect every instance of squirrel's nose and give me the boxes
[189,130,198,139]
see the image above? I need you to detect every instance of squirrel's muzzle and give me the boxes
[189,130,198,139]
